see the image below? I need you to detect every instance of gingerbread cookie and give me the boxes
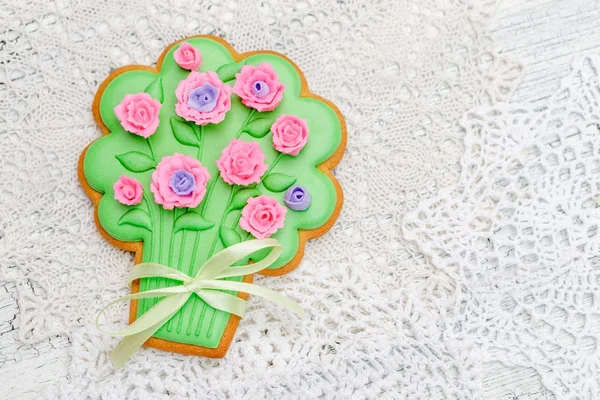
[80,35,346,361]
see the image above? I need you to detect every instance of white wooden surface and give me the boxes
[1,1,599,398]
[483,1,600,399]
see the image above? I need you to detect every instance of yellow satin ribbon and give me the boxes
[96,238,305,369]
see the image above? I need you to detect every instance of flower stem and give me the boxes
[198,108,257,217]
[232,215,242,231]
[159,209,164,264]
[195,305,208,336]
[139,194,156,315]
[201,184,246,338]
[196,125,204,160]
[184,109,256,336]
[231,153,284,229]
[180,125,204,277]
[206,309,217,338]
[152,208,165,306]
[179,209,189,274]
[257,153,283,190]
[141,194,155,252]
[165,208,179,331]
[186,298,200,336]
[236,109,256,139]
[172,207,189,333]
[188,234,201,277]
[209,185,237,257]
[168,209,179,268]
[147,137,157,163]
[185,185,237,336]
[191,108,257,267]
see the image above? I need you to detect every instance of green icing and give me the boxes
[83,37,342,348]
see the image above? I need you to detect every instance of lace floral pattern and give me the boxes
[0,0,523,397]
[404,56,600,399]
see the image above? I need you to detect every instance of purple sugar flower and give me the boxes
[283,185,310,211]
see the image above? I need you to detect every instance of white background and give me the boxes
[1,0,600,398]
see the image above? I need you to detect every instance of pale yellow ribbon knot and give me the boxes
[96,238,305,369]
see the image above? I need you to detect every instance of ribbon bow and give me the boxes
[96,238,305,368]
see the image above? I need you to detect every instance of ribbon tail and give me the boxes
[197,239,282,280]
[197,290,249,317]
[215,262,276,279]
[201,280,306,319]
[96,239,306,369]
[108,293,190,368]
[97,289,189,336]
[110,318,164,369]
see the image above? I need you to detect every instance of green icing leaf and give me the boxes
[115,151,155,172]
[262,173,296,192]
[118,208,152,231]
[170,117,200,147]
[145,77,164,103]
[229,188,261,210]
[219,226,241,247]
[242,118,273,138]
[216,62,242,82]
[174,212,215,233]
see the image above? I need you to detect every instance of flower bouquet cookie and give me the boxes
[79,36,345,367]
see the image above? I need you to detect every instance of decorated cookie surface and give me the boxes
[80,36,345,358]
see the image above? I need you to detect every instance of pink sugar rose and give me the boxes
[150,153,210,210]
[233,63,284,112]
[173,42,202,71]
[240,195,287,239]
[113,175,143,206]
[271,114,308,156]
[175,71,231,126]
[114,93,162,138]
[216,139,268,186]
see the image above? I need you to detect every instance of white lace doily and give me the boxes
[0,0,523,398]
[404,56,600,399]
